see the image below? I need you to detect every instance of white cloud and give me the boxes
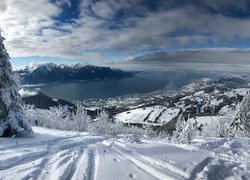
[1,0,250,63]
[55,0,71,8]
[19,89,38,97]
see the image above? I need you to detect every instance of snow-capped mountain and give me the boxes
[15,63,134,84]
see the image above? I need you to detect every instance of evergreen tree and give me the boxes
[0,30,33,136]
[229,90,250,137]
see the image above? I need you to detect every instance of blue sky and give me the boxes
[1,0,250,67]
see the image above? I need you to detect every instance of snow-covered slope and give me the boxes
[113,86,248,130]
[0,127,249,180]
[115,106,180,126]
[81,77,248,133]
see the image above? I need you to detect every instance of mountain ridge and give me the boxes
[15,63,134,84]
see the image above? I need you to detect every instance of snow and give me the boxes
[232,88,249,96]
[115,107,156,124]
[210,98,223,106]
[158,108,180,124]
[0,126,249,180]
[194,90,204,96]
[189,116,221,126]
[219,105,231,115]
[115,106,180,125]
[223,88,249,97]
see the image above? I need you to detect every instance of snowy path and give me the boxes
[0,127,249,180]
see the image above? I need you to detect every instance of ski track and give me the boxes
[112,141,188,180]
[0,134,104,180]
[1,128,249,180]
[70,145,98,180]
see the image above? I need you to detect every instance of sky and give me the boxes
[1,0,250,67]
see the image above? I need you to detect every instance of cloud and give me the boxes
[115,48,250,73]
[19,89,38,97]
[54,0,72,8]
[1,0,250,63]
[127,48,250,65]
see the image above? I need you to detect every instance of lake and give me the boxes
[30,71,213,101]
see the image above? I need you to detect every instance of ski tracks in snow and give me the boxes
[0,134,104,180]
[1,128,250,180]
[71,146,97,180]
[110,141,191,180]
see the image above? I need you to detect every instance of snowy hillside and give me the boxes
[1,76,248,179]
[74,77,249,134]
[18,76,250,135]
[0,126,249,180]
[115,106,180,126]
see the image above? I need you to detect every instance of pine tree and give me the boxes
[0,29,33,136]
[173,112,186,142]
[229,90,250,137]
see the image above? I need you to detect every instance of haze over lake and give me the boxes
[31,71,212,101]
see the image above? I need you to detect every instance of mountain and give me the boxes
[20,89,77,111]
[15,63,134,84]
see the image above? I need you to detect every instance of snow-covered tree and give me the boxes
[215,116,231,138]
[173,113,186,139]
[72,102,91,132]
[228,90,250,137]
[49,106,71,130]
[182,118,197,144]
[88,109,109,135]
[0,30,33,136]
[173,113,197,144]
[24,105,74,131]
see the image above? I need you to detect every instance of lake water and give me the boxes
[32,71,212,101]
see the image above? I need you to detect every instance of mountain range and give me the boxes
[15,63,134,84]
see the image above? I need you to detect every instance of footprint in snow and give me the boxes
[129,173,137,179]
[113,158,120,162]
